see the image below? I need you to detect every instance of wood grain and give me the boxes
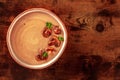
[0,0,120,80]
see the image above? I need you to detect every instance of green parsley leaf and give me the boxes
[42,52,48,57]
[58,36,64,41]
[46,22,52,29]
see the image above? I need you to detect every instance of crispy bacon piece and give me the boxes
[46,47,56,54]
[35,49,48,61]
[43,27,52,38]
[53,26,61,34]
[48,35,61,47]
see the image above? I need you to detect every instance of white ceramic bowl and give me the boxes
[6,8,67,69]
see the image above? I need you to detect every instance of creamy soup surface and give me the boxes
[11,12,64,65]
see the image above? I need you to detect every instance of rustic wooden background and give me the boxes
[0,0,120,80]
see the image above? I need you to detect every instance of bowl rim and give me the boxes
[6,8,67,69]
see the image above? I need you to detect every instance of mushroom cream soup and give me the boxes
[11,12,64,65]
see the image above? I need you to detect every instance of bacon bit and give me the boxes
[46,47,56,54]
[53,26,61,34]
[35,54,41,61]
[35,49,48,61]
[42,27,52,38]
[48,35,61,47]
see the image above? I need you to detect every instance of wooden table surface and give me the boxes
[0,0,120,80]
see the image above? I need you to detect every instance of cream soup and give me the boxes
[11,12,64,65]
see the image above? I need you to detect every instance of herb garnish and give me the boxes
[46,22,52,29]
[42,51,48,57]
[58,36,64,41]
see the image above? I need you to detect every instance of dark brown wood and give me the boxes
[0,0,120,80]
